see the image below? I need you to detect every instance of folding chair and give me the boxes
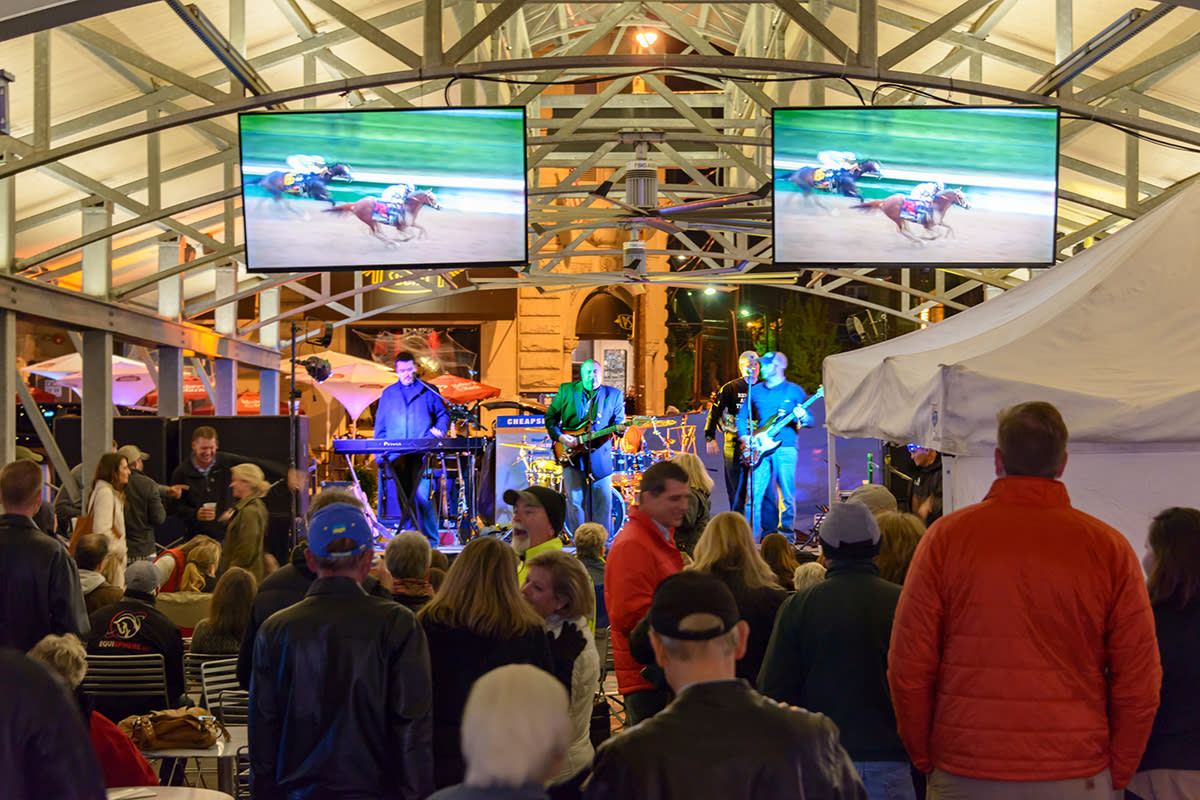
[82,653,169,722]
[201,658,248,725]
[184,652,234,705]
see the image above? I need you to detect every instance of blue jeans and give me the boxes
[562,468,613,536]
[724,434,779,535]
[854,761,918,800]
[744,446,796,541]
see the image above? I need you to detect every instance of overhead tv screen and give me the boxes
[239,107,527,272]
[773,106,1059,267]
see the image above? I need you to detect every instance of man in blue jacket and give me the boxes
[374,351,450,545]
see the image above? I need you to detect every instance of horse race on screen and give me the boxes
[238,107,527,272]
[772,106,1059,267]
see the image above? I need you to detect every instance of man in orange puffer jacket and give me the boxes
[889,401,1161,798]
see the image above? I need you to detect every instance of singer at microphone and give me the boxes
[703,351,778,537]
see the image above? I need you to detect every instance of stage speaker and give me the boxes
[52,416,180,484]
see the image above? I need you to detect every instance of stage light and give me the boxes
[298,357,332,383]
[739,308,751,317]
[704,287,717,296]
[635,30,658,49]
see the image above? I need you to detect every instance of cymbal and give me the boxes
[498,440,551,449]
[639,418,678,428]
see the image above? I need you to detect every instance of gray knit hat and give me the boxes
[846,484,898,515]
[819,500,881,553]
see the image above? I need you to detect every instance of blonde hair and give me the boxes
[525,550,594,620]
[671,452,714,493]
[572,523,606,560]
[180,539,221,592]
[418,536,545,638]
[874,512,926,585]
[28,634,88,689]
[231,463,270,498]
[793,561,827,592]
[690,512,779,590]
[462,665,569,787]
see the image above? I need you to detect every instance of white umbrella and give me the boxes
[292,350,396,421]
[25,354,156,406]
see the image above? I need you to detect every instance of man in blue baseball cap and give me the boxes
[250,503,434,799]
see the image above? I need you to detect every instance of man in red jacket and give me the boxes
[888,401,1161,798]
[604,460,689,724]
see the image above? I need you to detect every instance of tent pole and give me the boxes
[827,428,838,506]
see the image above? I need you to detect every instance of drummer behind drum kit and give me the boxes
[501,418,681,513]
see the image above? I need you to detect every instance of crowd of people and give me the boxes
[0,400,1197,800]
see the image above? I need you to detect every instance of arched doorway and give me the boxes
[574,290,634,395]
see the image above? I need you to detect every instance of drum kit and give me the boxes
[501,419,686,508]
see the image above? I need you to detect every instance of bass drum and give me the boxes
[608,488,627,548]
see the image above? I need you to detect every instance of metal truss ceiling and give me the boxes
[1,0,1199,338]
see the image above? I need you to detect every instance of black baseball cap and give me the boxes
[502,486,567,533]
[649,571,740,641]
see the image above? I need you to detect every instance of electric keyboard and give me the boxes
[331,437,489,456]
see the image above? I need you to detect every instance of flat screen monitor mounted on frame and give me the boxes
[772,105,1060,268]
[238,106,528,272]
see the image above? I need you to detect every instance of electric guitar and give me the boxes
[741,386,824,468]
[552,415,656,466]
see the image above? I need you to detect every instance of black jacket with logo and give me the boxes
[86,591,186,715]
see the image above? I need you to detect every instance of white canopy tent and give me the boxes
[823,183,1200,554]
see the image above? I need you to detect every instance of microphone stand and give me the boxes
[744,364,755,535]
[288,321,300,550]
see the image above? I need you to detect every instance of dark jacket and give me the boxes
[374,380,451,443]
[0,650,106,800]
[86,590,186,716]
[709,563,788,684]
[250,577,433,800]
[123,469,166,560]
[1138,599,1200,771]
[673,487,711,556]
[236,543,392,688]
[0,513,90,651]
[758,560,907,762]
[422,621,555,789]
[168,451,283,541]
[431,786,548,800]
[584,680,865,800]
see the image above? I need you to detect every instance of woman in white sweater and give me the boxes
[88,452,130,588]
[521,550,600,784]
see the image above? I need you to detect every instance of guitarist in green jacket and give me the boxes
[736,352,812,542]
[545,360,626,536]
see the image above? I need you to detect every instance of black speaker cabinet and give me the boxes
[52,416,180,484]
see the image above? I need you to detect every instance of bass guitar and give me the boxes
[552,415,656,466]
[741,386,824,468]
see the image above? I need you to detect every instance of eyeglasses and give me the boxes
[906,443,926,453]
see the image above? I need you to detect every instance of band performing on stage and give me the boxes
[328,349,817,548]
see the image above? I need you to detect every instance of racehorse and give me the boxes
[324,189,442,244]
[782,159,883,207]
[851,188,970,243]
[257,163,353,207]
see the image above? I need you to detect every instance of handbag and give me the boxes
[67,491,98,556]
[118,707,230,750]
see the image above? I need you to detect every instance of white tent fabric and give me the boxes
[291,350,396,421]
[25,354,156,406]
[824,183,1200,457]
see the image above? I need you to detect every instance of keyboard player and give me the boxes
[373,351,450,546]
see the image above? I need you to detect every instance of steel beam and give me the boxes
[0,273,279,370]
[0,312,14,466]
[158,345,184,418]
[213,358,237,416]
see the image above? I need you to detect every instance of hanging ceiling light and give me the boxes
[635,30,658,49]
